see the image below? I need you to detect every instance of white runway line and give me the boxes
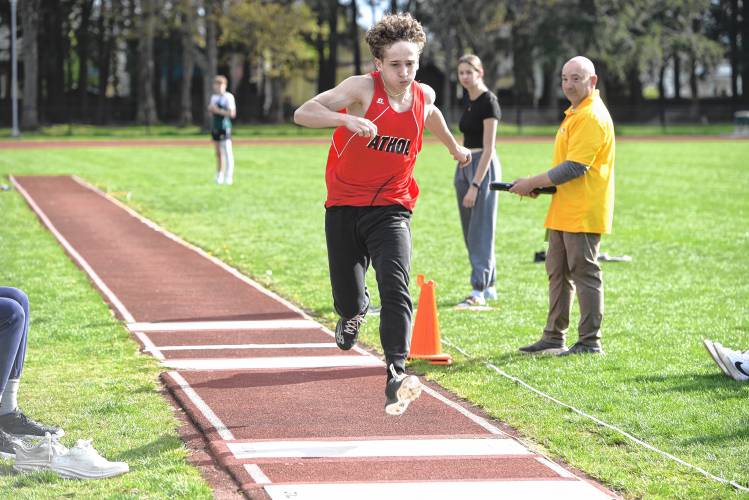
[162,355,384,370]
[133,331,165,360]
[244,464,272,485]
[227,438,531,459]
[264,480,615,500]
[167,371,235,441]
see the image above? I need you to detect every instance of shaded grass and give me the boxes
[0,139,748,498]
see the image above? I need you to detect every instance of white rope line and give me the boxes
[441,338,749,493]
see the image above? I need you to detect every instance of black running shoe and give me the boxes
[384,365,422,416]
[0,429,16,459]
[558,342,605,356]
[334,314,366,350]
[0,409,64,439]
[518,339,568,355]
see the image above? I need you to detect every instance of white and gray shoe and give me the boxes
[714,344,749,382]
[703,339,731,376]
[14,433,129,479]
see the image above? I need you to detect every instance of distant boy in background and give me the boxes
[208,75,237,185]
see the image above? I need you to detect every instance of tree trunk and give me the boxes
[77,0,94,120]
[511,24,535,106]
[20,0,40,129]
[179,0,196,126]
[325,0,339,89]
[673,52,681,100]
[742,0,749,102]
[41,1,67,122]
[390,0,398,13]
[316,5,327,92]
[96,0,114,125]
[658,62,667,130]
[202,0,219,130]
[136,0,158,125]
[689,55,699,119]
[626,63,642,105]
[350,0,361,75]
[729,0,738,99]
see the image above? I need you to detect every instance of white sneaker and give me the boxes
[13,433,69,473]
[13,433,129,479]
[483,286,498,301]
[715,344,749,382]
[51,439,129,479]
[703,339,731,376]
[215,172,225,184]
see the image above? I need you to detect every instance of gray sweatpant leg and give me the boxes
[454,153,500,292]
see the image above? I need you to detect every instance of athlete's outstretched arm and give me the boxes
[421,84,471,166]
[294,76,378,137]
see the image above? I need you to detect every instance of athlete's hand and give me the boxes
[344,115,378,138]
[452,146,472,167]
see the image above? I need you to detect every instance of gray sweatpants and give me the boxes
[454,151,500,292]
[542,230,603,346]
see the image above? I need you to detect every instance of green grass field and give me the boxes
[1,137,748,499]
[0,121,739,139]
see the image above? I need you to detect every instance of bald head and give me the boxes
[561,56,598,107]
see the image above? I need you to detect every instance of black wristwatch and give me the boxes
[471,181,481,189]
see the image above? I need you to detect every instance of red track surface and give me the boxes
[11,175,619,499]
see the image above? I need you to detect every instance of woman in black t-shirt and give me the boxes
[454,54,502,308]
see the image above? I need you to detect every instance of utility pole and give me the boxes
[10,0,20,137]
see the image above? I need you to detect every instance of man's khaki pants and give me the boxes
[542,230,603,347]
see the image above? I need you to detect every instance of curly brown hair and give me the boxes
[365,13,426,60]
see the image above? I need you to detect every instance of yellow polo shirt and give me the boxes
[545,90,615,234]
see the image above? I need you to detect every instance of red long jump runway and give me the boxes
[11,175,618,499]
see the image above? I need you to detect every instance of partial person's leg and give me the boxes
[542,230,574,345]
[465,155,499,294]
[325,207,370,319]
[222,138,234,184]
[0,292,26,405]
[214,140,225,183]
[565,232,603,347]
[363,206,413,377]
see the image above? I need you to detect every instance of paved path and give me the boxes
[11,175,618,499]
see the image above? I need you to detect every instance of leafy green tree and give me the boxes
[220,0,317,121]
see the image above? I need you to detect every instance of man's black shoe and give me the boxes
[0,409,64,439]
[334,314,366,350]
[558,342,605,356]
[384,365,422,416]
[518,339,568,355]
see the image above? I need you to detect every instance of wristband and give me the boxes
[471,182,480,189]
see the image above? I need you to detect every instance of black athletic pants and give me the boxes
[325,205,413,378]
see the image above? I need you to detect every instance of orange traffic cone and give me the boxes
[408,274,453,365]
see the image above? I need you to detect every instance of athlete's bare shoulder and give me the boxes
[419,83,436,106]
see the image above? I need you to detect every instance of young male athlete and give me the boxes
[294,13,471,415]
[208,75,236,184]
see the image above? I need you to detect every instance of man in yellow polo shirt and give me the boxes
[509,55,615,355]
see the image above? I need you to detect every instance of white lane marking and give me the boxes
[151,343,338,351]
[127,320,320,332]
[10,176,136,323]
[133,331,165,360]
[162,355,384,370]
[420,385,506,436]
[244,464,272,485]
[167,371,234,441]
[228,438,530,459]
[535,456,575,478]
[264,480,616,500]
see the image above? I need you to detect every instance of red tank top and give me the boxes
[325,71,426,210]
